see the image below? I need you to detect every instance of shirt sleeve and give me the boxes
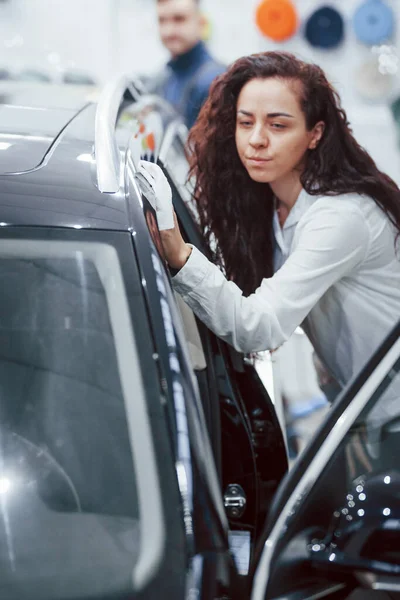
[172,203,370,353]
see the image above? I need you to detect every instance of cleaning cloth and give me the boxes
[137,160,175,231]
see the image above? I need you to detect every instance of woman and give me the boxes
[139,51,400,391]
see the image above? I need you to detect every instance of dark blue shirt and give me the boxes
[162,42,225,129]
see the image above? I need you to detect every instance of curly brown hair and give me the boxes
[187,51,400,296]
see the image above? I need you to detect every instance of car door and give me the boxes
[156,120,288,556]
[250,320,400,600]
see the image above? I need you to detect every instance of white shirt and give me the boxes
[172,189,400,386]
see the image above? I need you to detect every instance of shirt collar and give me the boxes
[168,41,208,74]
[273,210,286,256]
[273,188,320,256]
[275,187,318,231]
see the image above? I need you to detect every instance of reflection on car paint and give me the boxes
[150,248,194,535]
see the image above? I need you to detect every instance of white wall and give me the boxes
[0,0,115,81]
[0,0,399,182]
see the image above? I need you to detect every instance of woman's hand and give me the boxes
[138,160,192,270]
[159,212,192,270]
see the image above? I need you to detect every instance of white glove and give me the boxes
[138,160,174,230]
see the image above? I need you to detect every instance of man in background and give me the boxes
[149,0,225,129]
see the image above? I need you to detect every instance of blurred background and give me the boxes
[0,0,398,183]
[0,0,399,457]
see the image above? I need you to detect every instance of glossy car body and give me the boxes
[0,77,399,600]
[0,79,287,599]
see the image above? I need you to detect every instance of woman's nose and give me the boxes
[249,127,268,147]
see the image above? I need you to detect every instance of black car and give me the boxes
[0,77,399,600]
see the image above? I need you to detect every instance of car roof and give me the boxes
[0,82,93,173]
[0,82,143,231]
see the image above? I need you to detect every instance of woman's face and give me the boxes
[235,77,323,185]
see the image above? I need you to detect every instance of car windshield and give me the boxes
[0,238,142,599]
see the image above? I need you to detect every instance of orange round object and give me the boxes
[146,132,156,152]
[255,0,298,42]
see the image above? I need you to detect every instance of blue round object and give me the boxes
[305,6,345,49]
[353,0,394,45]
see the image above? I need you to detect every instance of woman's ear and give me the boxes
[309,121,325,149]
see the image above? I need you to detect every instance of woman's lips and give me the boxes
[247,157,272,165]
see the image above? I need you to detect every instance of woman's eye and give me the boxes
[238,121,252,127]
[271,123,286,129]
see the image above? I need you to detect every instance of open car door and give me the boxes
[251,320,400,600]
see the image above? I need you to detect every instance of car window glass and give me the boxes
[0,240,146,600]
